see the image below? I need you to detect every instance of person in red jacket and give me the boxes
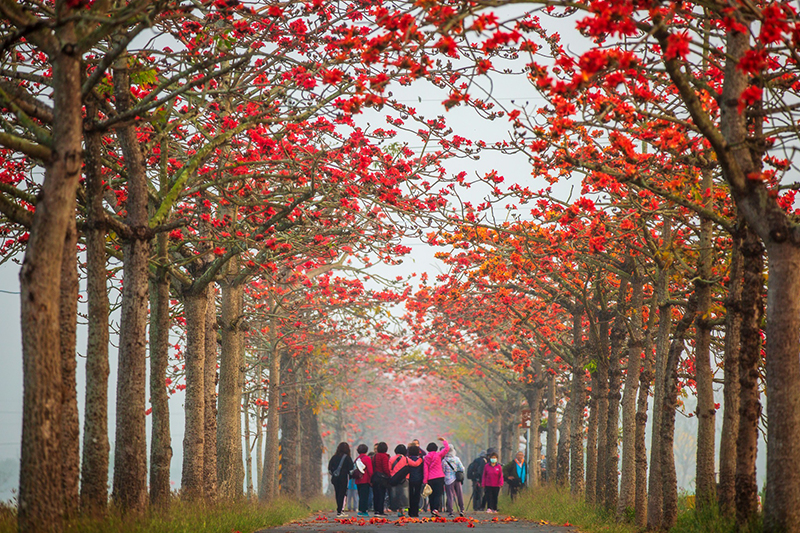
[372,442,391,516]
[481,452,504,513]
[354,443,374,517]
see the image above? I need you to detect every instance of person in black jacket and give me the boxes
[467,451,488,511]
[405,445,425,517]
[328,442,354,517]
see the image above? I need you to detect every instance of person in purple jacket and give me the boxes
[481,451,504,513]
[423,437,449,516]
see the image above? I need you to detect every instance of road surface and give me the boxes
[257,510,579,533]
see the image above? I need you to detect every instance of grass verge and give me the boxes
[0,496,333,533]
[501,487,638,533]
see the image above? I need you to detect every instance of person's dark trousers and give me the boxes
[485,486,500,511]
[373,483,387,515]
[428,477,445,513]
[472,482,484,511]
[357,483,371,514]
[408,481,423,517]
[333,477,348,514]
[509,482,523,501]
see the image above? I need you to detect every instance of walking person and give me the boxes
[328,442,354,517]
[423,437,450,517]
[466,451,488,511]
[372,442,391,516]
[406,444,425,517]
[503,451,527,501]
[443,448,466,517]
[389,444,410,517]
[353,444,374,517]
[482,452,503,513]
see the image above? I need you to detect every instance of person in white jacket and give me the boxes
[442,448,466,517]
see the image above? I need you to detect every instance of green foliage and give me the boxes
[0,496,330,533]
[502,486,637,533]
[671,504,762,533]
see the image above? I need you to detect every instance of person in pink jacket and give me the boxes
[481,451,504,513]
[423,437,449,516]
[353,444,374,517]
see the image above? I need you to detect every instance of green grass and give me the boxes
[670,504,762,533]
[502,486,639,533]
[0,495,333,533]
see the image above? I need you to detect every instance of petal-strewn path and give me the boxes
[257,511,579,533]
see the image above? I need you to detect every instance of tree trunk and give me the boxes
[204,284,218,501]
[181,288,208,501]
[60,210,79,520]
[736,223,764,526]
[556,400,570,487]
[635,299,657,528]
[17,15,83,532]
[647,216,673,530]
[585,370,598,504]
[718,226,743,515]
[301,402,324,499]
[618,273,643,519]
[605,277,628,514]
[569,312,585,497]
[80,111,110,517]
[546,373,558,484]
[218,276,245,500]
[111,61,150,516]
[525,383,543,488]
[594,336,609,506]
[149,232,172,508]
[661,298,698,530]
[694,169,717,511]
[280,354,300,498]
[244,393,254,499]
[260,318,281,502]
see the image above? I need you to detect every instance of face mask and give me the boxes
[490,458,497,465]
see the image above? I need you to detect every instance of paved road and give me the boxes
[257,510,579,533]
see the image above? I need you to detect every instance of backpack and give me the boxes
[447,458,465,483]
[389,456,410,486]
[350,457,365,480]
[407,456,424,483]
[467,457,484,481]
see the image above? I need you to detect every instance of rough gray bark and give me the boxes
[736,223,763,526]
[59,194,80,520]
[260,318,281,502]
[14,9,82,530]
[204,285,218,502]
[80,108,110,516]
[660,298,697,531]
[149,232,172,508]
[585,370,598,504]
[718,228,742,515]
[618,273,643,518]
[635,297,657,527]
[244,393,254,498]
[694,170,716,511]
[524,380,543,488]
[111,60,150,516]
[300,403,324,498]
[605,277,628,514]
[594,327,609,506]
[556,400,570,487]
[280,353,300,497]
[181,289,208,501]
[647,216,672,530]
[218,275,245,500]
[546,373,558,484]
[569,312,585,497]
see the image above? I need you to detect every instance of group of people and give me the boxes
[327,438,528,518]
[466,450,528,513]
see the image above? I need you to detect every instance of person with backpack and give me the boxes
[467,451,487,511]
[405,444,425,517]
[481,451,504,513]
[423,437,450,517]
[388,444,409,517]
[328,442,354,517]
[442,447,466,517]
[371,442,391,516]
[353,444,374,517]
